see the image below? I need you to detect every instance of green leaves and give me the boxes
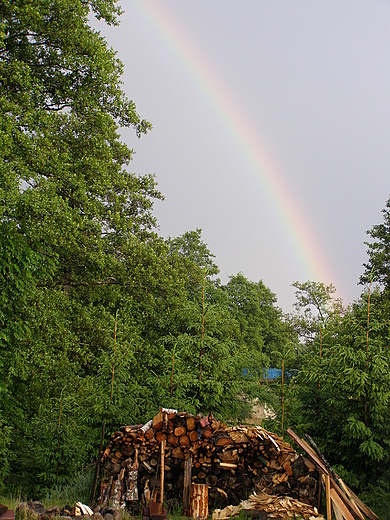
[0,0,298,497]
[293,281,390,505]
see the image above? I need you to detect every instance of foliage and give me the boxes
[43,468,95,508]
[285,283,390,516]
[362,196,390,291]
[0,0,290,497]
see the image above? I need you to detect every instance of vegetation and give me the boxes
[1,0,390,518]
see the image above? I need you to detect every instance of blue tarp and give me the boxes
[243,368,295,379]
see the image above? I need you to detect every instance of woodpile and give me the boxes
[98,410,319,512]
[212,493,323,520]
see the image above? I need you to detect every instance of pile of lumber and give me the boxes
[287,429,378,520]
[98,410,319,511]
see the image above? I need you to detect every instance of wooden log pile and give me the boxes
[98,410,319,511]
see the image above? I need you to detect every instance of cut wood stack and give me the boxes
[98,410,319,511]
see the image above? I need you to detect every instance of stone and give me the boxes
[15,503,39,520]
[46,507,60,517]
[103,514,114,520]
[30,504,45,515]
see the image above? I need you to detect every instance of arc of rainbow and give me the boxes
[130,0,343,295]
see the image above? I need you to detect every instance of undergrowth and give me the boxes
[43,468,95,507]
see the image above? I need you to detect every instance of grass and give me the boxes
[43,468,95,507]
[0,468,94,512]
[0,492,25,512]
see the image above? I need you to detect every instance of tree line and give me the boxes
[1,1,390,517]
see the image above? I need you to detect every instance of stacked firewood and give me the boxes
[98,410,319,511]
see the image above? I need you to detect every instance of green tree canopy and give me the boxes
[362,196,390,291]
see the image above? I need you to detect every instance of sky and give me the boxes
[95,0,390,312]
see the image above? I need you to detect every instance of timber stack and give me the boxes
[98,409,318,512]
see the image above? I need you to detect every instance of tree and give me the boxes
[0,0,164,494]
[361,196,390,290]
[290,281,344,341]
[224,273,290,367]
[294,284,390,517]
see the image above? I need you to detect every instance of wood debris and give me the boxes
[248,492,323,519]
[212,494,323,520]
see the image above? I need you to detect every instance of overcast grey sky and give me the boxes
[96,0,390,311]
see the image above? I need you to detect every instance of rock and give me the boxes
[103,514,114,520]
[30,503,46,515]
[46,506,60,517]
[91,514,103,520]
[16,503,39,520]
[112,512,122,520]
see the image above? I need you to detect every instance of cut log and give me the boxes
[189,430,199,442]
[168,433,179,445]
[153,411,164,431]
[174,426,187,437]
[172,447,185,459]
[180,434,190,447]
[202,427,213,439]
[187,417,196,431]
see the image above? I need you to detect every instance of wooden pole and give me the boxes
[281,356,285,432]
[316,470,322,511]
[92,311,118,505]
[160,439,166,504]
[317,326,323,414]
[170,351,175,398]
[325,473,331,520]
[199,269,206,382]
[364,280,372,424]
[110,310,119,402]
[90,421,106,505]
[56,398,63,477]
[183,456,192,516]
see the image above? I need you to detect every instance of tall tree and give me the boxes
[361,196,390,291]
[0,0,164,494]
[225,273,292,367]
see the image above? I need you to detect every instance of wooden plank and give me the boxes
[287,430,361,520]
[183,456,192,516]
[332,501,345,520]
[331,479,362,520]
[337,479,365,520]
[287,429,329,475]
[325,474,332,520]
[338,479,379,520]
[316,470,323,511]
[330,487,355,520]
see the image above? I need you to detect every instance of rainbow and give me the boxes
[129,0,344,297]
